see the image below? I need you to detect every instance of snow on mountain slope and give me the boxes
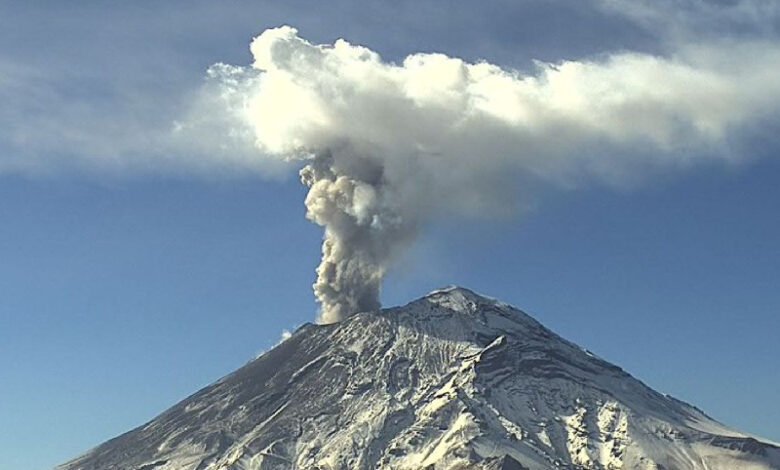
[59,287,780,469]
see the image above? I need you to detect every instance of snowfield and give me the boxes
[59,287,780,469]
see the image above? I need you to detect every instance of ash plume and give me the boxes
[201,26,780,323]
[300,151,417,323]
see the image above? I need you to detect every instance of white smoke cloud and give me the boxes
[5,5,778,322]
[195,25,780,322]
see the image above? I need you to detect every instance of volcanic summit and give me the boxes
[60,287,780,470]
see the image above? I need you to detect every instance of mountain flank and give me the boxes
[60,287,780,469]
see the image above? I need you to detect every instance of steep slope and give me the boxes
[60,287,780,470]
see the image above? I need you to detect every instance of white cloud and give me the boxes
[187,25,780,321]
[3,3,779,321]
[206,25,780,187]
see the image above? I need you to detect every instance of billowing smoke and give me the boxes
[202,26,780,323]
[299,151,417,323]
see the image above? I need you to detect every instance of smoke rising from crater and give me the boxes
[299,151,417,323]
[204,26,780,323]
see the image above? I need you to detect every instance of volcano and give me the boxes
[59,287,780,469]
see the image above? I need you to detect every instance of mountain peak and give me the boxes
[425,284,483,297]
[422,285,506,314]
[60,288,780,470]
[424,285,502,305]
[392,286,550,344]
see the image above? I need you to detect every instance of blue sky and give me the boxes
[1,2,779,469]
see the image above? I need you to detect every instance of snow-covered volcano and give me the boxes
[60,287,779,469]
